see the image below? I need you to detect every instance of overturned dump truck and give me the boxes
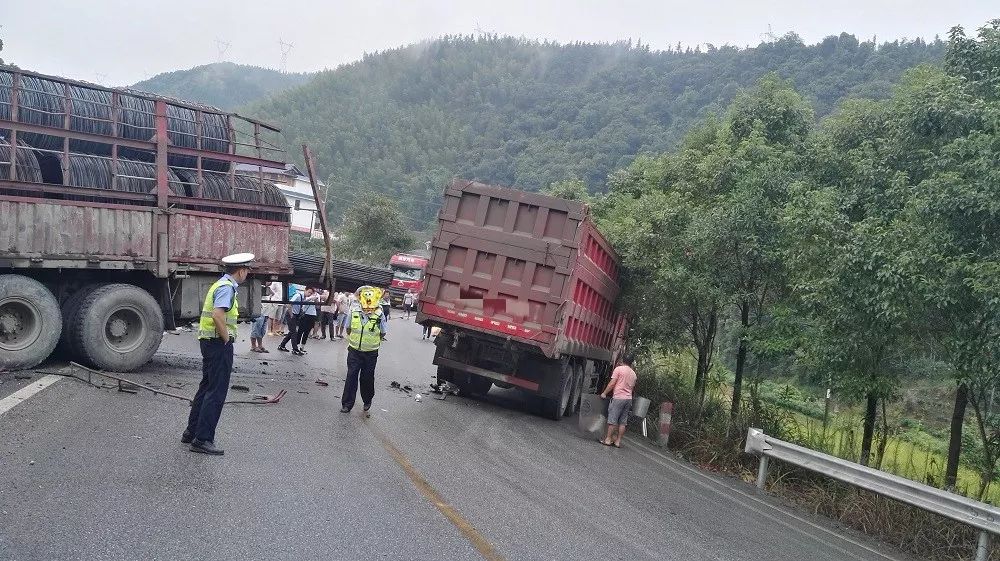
[0,67,292,371]
[417,180,626,419]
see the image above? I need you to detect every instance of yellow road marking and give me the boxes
[366,421,507,561]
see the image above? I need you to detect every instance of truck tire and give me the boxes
[542,360,574,420]
[55,284,99,360]
[0,275,62,370]
[70,283,163,372]
[461,375,492,397]
[565,361,585,416]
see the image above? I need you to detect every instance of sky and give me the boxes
[2,0,996,86]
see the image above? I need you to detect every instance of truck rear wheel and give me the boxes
[69,283,163,372]
[55,284,99,360]
[0,275,61,370]
[461,375,492,397]
[542,360,573,420]
[565,361,585,416]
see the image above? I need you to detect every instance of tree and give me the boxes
[334,191,415,266]
[900,23,1000,490]
[781,182,914,466]
[715,75,810,421]
[543,178,589,201]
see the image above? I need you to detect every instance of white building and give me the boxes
[236,163,326,238]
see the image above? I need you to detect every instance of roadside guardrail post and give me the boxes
[977,531,991,561]
[755,456,769,490]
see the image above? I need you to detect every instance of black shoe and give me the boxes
[363,403,371,411]
[340,407,351,413]
[292,349,305,356]
[181,430,193,444]
[277,346,289,352]
[190,439,224,455]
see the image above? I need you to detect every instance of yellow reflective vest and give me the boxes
[197,277,239,340]
[348,310,383,352]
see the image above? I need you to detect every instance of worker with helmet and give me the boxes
[340,285,388,413]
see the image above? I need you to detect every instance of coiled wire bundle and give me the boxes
[0,135,43,183]
[0,69,285,220]
[66,153,184,195]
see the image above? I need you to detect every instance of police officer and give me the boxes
[182,252,253,455]
[340,286,388,413]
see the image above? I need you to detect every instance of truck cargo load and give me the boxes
[0,66,291,371]
[417,179,626,419]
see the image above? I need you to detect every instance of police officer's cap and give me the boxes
[221,252,255,267]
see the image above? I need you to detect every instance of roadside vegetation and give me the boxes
[593,21,1000,560]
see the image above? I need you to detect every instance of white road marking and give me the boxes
[0,375,62,417]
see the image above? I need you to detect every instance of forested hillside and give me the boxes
[250,33,945,225]
[131,62,312,110]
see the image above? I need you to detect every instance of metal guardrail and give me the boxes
[745,427,1000,561]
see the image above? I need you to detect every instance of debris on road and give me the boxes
[58,362,287,407]
[296,391,309,394]
[414,394,422,402]
[230,384,250,392]
[390,381,401,389]
[315,380,329,386]
[14,375,33,380]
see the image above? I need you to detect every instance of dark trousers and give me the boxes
[280,314,300,351]
[422,323,432,338]
[319,312,332,337]
[297,315,317,347]
[187,339,234,442]
[342,347,378,410]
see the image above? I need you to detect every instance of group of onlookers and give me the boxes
[251,283,428,354]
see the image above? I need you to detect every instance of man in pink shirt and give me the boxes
[599,353,637,448]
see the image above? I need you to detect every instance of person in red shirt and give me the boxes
[599,353,637,448]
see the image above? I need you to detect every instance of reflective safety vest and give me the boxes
[198,277,239,340]
[348,310,383,352]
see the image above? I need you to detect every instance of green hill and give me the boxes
[249,34,945,226]
[131,62,312,110]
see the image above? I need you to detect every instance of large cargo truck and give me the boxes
[0,67,291,372]
[416,180,626,419]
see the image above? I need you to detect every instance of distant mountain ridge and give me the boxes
[130,62,312,110]
[246,34,946,225]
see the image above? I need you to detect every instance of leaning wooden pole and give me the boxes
[302,145,334,288]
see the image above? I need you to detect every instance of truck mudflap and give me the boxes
[433,356,540,392]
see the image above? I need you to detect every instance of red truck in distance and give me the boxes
[389,253,428,306]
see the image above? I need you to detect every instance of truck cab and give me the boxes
[389,253,428,306]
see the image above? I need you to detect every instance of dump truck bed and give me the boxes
[418,180,623,362]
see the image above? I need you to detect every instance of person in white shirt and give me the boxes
[402,289,416,319]
[335,291,350,339]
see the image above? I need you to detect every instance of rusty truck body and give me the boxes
[0,67,291,371]
[417,180,626,419]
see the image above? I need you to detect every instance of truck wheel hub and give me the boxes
[108,317,128,338]
[0,299,40,350]
[104,307,144,352]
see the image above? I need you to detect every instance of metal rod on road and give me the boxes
[756,456,769,490]
[977,531,991,561]
[68,362,193,402]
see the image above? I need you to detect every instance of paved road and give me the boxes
[0,316,914,561]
